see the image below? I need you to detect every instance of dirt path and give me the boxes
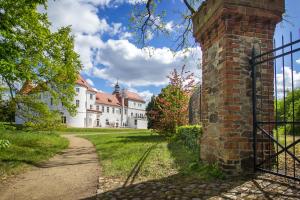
[0,135,100,200]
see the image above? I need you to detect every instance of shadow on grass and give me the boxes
[123,143,158,187]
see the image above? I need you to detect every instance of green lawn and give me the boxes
[76,129,223,184]
[0,129,69,178]
[57,127,140,135]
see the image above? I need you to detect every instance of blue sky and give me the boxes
[44,0,300,101]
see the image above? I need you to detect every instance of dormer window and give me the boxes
[108,98,112,102]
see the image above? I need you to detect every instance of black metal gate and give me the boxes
[251,33,300,181]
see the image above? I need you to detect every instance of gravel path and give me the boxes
[0,135,100,200]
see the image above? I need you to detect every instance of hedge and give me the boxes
[175,125,202,153]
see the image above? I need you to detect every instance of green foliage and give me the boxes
[0,0,81,127]
[174,125,202,153]
[146,95,158,129]
[275,89,300,135]
[0,139,10,149]
[147,66,195,135]
[16,95,63,130]
[0,129,68,177]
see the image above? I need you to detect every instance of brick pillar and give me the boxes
[192,0,285,174]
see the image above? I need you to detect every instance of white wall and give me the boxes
[97,104,122,127]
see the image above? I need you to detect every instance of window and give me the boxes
[135,113,138,118]
[96,119,100,127]
[107,107,109,113]
[90,94,93,100]
[125,109,127,114]
[76,100,80,107]
[106,119,109,125]
[50,98,53,106]
[112,108,115,114]
[131,112,133,117]
[134,102,136,106]
[90,104,93,109]
[76,88,80,93]
[119,108,122,114]
[102,106,105,112]
[96,105,99,111]
[134,119,137,125]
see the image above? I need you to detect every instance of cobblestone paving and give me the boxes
[96,173,300,200]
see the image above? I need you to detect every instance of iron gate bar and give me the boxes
[253,39,300,60]
[256,126,300,164]
[257,121,300,124]
[253,47,300,66]
[290,32,296,178]
[256,138,300,168]
[252,33,300,181]
[251,47,257,172]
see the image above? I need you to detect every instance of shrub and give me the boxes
[174,125,202,153]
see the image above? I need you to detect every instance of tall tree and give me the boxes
[0,0,81,126]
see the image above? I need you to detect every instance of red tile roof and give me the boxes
[76,75,96,93]
[96,92,121,107]
[19,81,34,95]
[125,91,145,103]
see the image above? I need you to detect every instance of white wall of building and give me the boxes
[15,83,148,129]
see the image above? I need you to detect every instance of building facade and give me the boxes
[16,75,148,129]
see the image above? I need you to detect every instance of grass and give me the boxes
[77,129,223,184]
[0,129,69,178]
[57,127,141,135]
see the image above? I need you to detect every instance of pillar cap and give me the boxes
[192,0,285,40]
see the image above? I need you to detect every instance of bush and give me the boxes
[174,125,202,152]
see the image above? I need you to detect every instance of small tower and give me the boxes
[113,81,120,95]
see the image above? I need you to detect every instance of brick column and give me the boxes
[192,0,284,174]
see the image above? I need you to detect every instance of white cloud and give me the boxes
[86,78,95,86]
[165,21,174,32]
[119,32,133,40]
[45,0,104,34]
[43,0,201,90]
[296,59,300,64]
[92,39,201,87]
[276,67,300,98]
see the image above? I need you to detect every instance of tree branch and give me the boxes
[183,0,196,14]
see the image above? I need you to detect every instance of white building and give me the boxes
[16,75,148,129]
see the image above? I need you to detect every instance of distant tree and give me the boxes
[146,95,159,129]
[0,0,81,128]
[149,65,195,135]
[0,87,14,123]
[276,88,300,135]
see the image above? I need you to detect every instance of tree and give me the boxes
[146,95,159,129]
[0,0,81,127]
[276,89,300,135]
[148,65,195,135]
[130,0,204,50]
